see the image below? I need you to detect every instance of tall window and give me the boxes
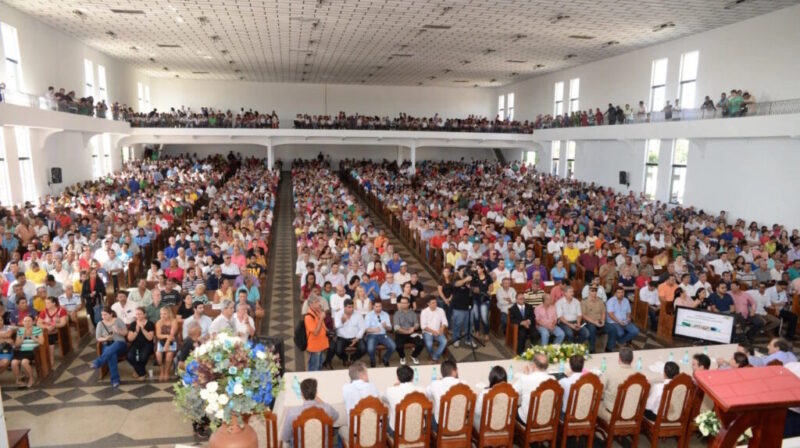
[566,141,576,179]
[0,131,11,205]
[669,139,689,204]
[1,22,22,96]
[506,93,514,121]
[498,94,505,121]
[554,82,564,116]
[90,136,102,180]
[678,51,699,109]
[568,78,580,113]
[649,58,668,113]
[14,127,36,202]
[551,141,561,176]
[137,82,145,112]
[144,85,151,111]
[103,134,112,174]
[525,150,537,166]
[97,64,108,103]
[643,139,660,200]
[122,146,132,164]
[84,59,94,97]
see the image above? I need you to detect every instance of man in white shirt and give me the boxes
[379,273,403,302]
[342,361,380,414]
[58,284,83,324]
[332,299,367,365]
[491,259,510,283]
[329,284,351,315]
[644,361,680,420]
[556,287,588,343]
[420,297,448,362]
[383,365,422,436]
[394,262,411,285]
[748,282,781,336]
[495,277,516,331]
[558,355,585,413]
[767,281,797,340]
[426,360,461,427]
[639,281,660,332]
[110,291,137,325]
[325,263,346,289]
[220,255,241,279]
[691,272,712,298]
[182,302,212,340]
[581,277,607,301]
[707,254,733,276]
[513,353,551,422]
[546,235,563,261]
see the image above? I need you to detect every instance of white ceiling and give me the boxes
[5,0,799,87]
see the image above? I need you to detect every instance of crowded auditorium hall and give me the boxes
[0,1,799,447]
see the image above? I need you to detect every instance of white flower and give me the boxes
[205,402,218,414]
[215,409,224,420]
[206,381,219,393]
[256,351,267,360]
[233,383,244,395]
[207,392,218,404]
[217,394,229,406]
[199,389,209,400]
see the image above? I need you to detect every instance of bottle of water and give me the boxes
[636,357,643,371]
[669,351,674,362]
[600,357,607,373]
[508,364,514,381]
[703,346,709,356]
[432,368,438,381]
[292,375,301,398]
[413,367,419,385]
[683,350,690,365]
[559,359,565,374]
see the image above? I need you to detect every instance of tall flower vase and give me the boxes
[209,415,258,448]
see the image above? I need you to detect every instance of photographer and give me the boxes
[470,263,491,343]
[450,266,474,348]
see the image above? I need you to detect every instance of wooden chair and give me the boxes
[504,321,518,352]
[473,383,518,448]
[632,288,648,329]
[292,406,335,448]
[560,373,603,448]
[346,396,388,448]
[263,409,279,448]
[95,341,128,380]
[641,373,695,448]
[514,378,562,448]
[767,359,783,366]
[56,325,73,357]
[387,391,432,448]
[596,373,650,448]
[656,301,675,344]
[432,383,476,448]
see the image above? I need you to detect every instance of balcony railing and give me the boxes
[0,88,119,120]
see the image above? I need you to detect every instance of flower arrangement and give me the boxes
[174,332,283,430]
[517,343,589,364]
[694,410,752,442]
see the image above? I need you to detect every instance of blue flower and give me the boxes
[228,366,238,375]
[214,353,223,363]
[254,343,265,353]
[245,390,253,398]
[226,381,236,395]
[182,373,194,385]
[242,368,251,379]
[186,360,199,374]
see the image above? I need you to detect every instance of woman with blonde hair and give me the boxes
[155,307,178,381]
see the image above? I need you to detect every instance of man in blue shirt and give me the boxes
[1,231,18,253]
[164,237,179,259]
[134,228,150,248]
[364,301,396,367]
[708,283,734,313]
[605,288,640,351]
[361,273,379,302]
[747,338,798,366]
[379,273,402,302]
[386,252,403,274]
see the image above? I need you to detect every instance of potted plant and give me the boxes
[517,343,590,364]
[174,332,283,448]
[694,410,752,446]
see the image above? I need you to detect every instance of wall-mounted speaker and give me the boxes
[619,170,629,185]
[50,167,62,184]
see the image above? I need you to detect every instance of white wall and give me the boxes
[149,79,493,125]
[0,3,145,107]
[495,4,800,121]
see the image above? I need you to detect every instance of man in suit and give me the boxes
[510,292,537,355]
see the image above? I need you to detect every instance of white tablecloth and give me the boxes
[273,343,737,432]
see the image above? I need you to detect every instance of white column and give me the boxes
[396,145,403,166]
[409,142,416,174]
[267,142,274,171]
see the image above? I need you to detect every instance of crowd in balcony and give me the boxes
[124,107,280,128]
[535,89,759,129]
[293,112,535,133]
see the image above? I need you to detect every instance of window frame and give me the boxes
[566,141,576,179]
[678,51,699,109]
[14,127,36,203]
[554,81,564,116]
[0,131,11,205]
[649,58,668,113]
[506,92,515,121]
[1,22,22,95]
[669,139,689,204]
[551,140,561,176]
[498,94,505,121]
[84,59,94,98]
[642,139,661,200]
[568,78,580,113]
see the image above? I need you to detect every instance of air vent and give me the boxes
[111,9,145,14]
[192,71,209,74]
[483,49,496,55]
[505,59,526,63]
[602,40,620,47]
[157,44,181,48]
[105,31,117,39]
[130,46,139,51]
[568,35,595,40]
[197,16,209,24]
[460,60,471,65]
[564,54,577,60]
[210,35,221,42]
[163,66,169,71]
[73,9,87,19]
[511,34,527,42]
[428,76,437,80]
[549,14,570,24]
[534,64,545,69]
[443,69,452,73]
[391,53,413,57]
[221,49,229,55]
[653,22,675,32]
[724,0,747,9]
[148,57,156,63]
[422,24,451,30]
[453,80,469,83]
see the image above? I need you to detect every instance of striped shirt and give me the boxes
[17,326,42,351]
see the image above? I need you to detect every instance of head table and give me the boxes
[273,343,738,432]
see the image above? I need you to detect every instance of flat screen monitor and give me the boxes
[672,306,735,344]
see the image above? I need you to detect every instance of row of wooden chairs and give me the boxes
[274,370,696,448]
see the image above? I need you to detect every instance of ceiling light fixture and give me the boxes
[221,49,229,54]
[130,46,139,51]
[489,78,497,83]
[460,60,471,64]
[453,80,469,83]
[724,0,747,9]
[192,71,209,74]
[105,31,117,39]
[511,72,519,76]
[533,63,545,69]
[163,66,169,71]
[157,44,181,48]
[549,14,570,24]
[428,76,437,80]
[564,54,577,60]
[175,16,184,24]
[602,40,620,47]
[72,9,87,19]
[110,9,145,14]
[511,34,527,42]
[422,24,452,30]
[149,57,156,62]
[210,35,221,42]
[203,56,213,60]
[443,69,452,73]
[239,76,245,80]
[197,16,209,24]
[391,53,413,57]
[568,35,595,40]
[483,49,496,55]
[505,59,526,63]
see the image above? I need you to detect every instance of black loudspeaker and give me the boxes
[254,336,286,376]
[619,171,628,185]
[50,167,62,184]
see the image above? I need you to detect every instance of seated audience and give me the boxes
[126,307,155,380]
[644,361,680,420]
[421,296,448,362]
[382,365,422,437]
[89,307,128,388]
[364,301,396,367]
[11,316,43,388]
[473,365,508,430]
[279,378,340,446]
[558,355,586,413]
[513,352,550,422]
[426,360,461,429]
[605,288,640,350]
